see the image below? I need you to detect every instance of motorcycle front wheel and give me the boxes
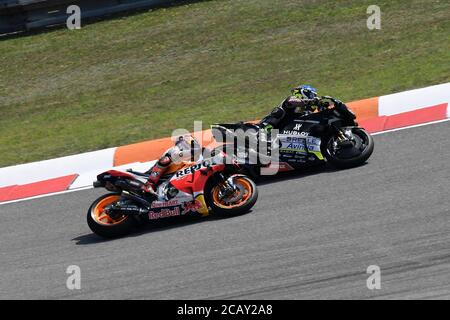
[322,128,374,169]
[205,176,258,217]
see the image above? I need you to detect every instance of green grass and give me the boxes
[0,0,449,167]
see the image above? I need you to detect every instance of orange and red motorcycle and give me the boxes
[87,150,258,238]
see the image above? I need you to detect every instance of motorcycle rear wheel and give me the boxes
[87,193,136,238]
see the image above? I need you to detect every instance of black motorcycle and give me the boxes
[211,96,374,177]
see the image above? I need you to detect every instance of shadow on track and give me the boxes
[72,209,254,245]
[253,162,351,186]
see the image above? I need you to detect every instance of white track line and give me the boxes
[371,118,450,135]
[0,186,93,205]
[1,118,449,206]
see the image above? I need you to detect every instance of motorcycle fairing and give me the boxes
[101,163,213,218]
[168,159,227,216]
[277,120,324,165]
[146,181,208,219]
[147,194,206,220]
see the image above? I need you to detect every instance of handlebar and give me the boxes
[320,95,344,106]
[308,96,346,112]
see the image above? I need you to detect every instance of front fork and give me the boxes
[217,173,249,200]
[333,126,357,142]
[216,173,236,200]
[328,126,358,155]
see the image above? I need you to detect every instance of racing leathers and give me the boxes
[259,96,320,130]
[142,135,200,195]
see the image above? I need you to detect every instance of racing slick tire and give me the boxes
[205,175,258,217]
[322,128,374,169]
[87,193,136,239]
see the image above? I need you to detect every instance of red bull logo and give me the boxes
[182,200,203,214]
[148,207,181,220]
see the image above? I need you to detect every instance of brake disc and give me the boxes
[222,183,245,204]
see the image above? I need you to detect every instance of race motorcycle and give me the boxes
[88,150,258,238]
[211,96,374,177]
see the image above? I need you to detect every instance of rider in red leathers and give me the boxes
[142,135,201,195]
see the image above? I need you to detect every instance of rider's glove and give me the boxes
[313,98,329,110]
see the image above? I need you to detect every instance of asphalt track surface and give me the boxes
[1,121,449,299]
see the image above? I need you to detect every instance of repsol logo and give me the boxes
[176,160,211,178]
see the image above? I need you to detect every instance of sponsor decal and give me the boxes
[306,136,320,143]
[151,199,179,208]
[282,130,309,136]
[148,206,181,220]
[175,160,211,178]
[269,162,294,172]
[293,123,303,131]
[148,200,203,219]
[286,136,305,143]
[280,135,321,154]
[182,199,203,214]
[280,142,307,154]
[285,143,306,151]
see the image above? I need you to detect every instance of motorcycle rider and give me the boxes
[258,84,321,131]
[142,134,201,195]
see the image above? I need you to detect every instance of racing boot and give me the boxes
[142,155,171,197]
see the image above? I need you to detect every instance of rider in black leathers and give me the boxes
[259,84,321,131]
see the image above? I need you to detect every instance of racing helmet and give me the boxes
[292,85,318,100]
